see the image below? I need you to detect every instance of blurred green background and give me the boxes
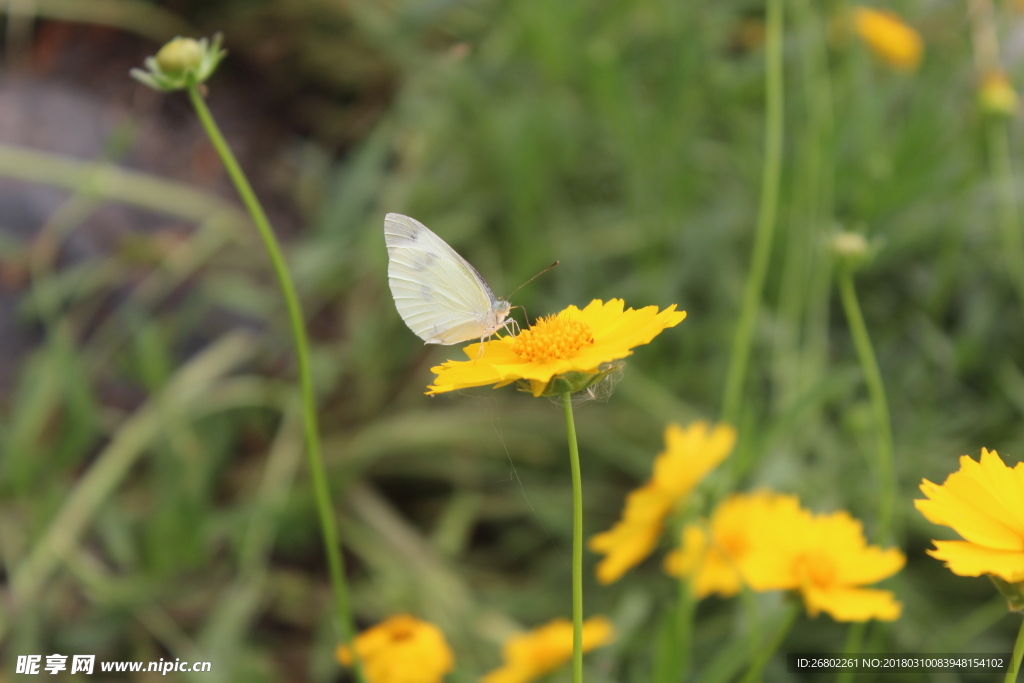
[0,0,1022,680]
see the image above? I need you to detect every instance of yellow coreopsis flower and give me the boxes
[915,448,1024,584]
[665,491,805,598]
[589,421,737,583]
[482,616,615,683]
[744,507,905,621]
[853,6,923,72]
[336,615,454,683]
[427,299,685,396]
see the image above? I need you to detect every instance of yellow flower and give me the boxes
[665,491,804,598]
[427,299,685,396]
[915,448,1024,583]
[853,7,923,72]
[482,616,614,683]
[979,71,1018,117]
[744,507,905,622]
[336,615,454,683]
[589,422,736,583]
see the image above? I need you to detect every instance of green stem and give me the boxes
[187,86,362,680]
[987,121,1024,313]
[721,0,784,426]
[837,268,895,543]
[835,622,866,683]
[674,562,695,679]
[1007,615,1024,683]
[740,601,800,683]
[561,391,584,683]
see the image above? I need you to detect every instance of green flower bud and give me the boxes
[155,37,203,77]
[131,34,226,92]
[831,231,869,259]
[830,230,877,272]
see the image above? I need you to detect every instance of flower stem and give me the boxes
[674,569,695,679]
[721,0,784,426]
[186,85,362,680]
[835,622,865,683]
[837,268,895,543]
[740,601,800,683]
[1007,615,1024,683]
[561,390,584,683]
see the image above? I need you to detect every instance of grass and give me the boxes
[2,0,1024,680]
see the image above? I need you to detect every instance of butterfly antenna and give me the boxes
[505,261,559,301]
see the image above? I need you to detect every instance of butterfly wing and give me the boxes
[385,213,500,344]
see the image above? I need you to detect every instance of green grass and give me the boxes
[2,0,1024,680]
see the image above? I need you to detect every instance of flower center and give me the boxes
[719,531,748,559]
[386,619,418,642]
[512,315,595,363]
[794,553,837,588]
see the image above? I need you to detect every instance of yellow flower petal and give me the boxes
[927,540,1024,583]
[802,585,903,622]
[915,450,1024,552]
[590,421,734,584]
[853,6,923,72]
[665,523,746,598]
[589,484,673,584]
[482,617,615,683]
[652,422,737,498]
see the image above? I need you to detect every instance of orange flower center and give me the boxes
[718,531,748,559]
[794,553,837,588]
[512,315,595,363]
[386,622,417,642]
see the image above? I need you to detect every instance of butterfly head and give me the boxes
[489,299,512,326]
[470,299,509,340]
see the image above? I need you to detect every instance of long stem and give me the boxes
[1006,614,1024,683]
[187,86,362,679]
[561,391,584,683]
[739,601,800,683]
[721,0,784,426]
[837,268,895,543]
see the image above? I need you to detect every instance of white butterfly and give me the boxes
[385,213,513,345]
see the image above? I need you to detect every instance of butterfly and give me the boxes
[385,213,513,345]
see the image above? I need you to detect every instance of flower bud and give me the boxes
[979,71,1018,118]
[131,34,226,92]
[155,37,203,77]
[831,231,868,258]
[831,231,873,271]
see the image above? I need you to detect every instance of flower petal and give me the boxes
[589,484,673,584]
[802,585,903,622]
[915,451,1024,551]
[651,422,736,498]
[927,540,1024,583]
